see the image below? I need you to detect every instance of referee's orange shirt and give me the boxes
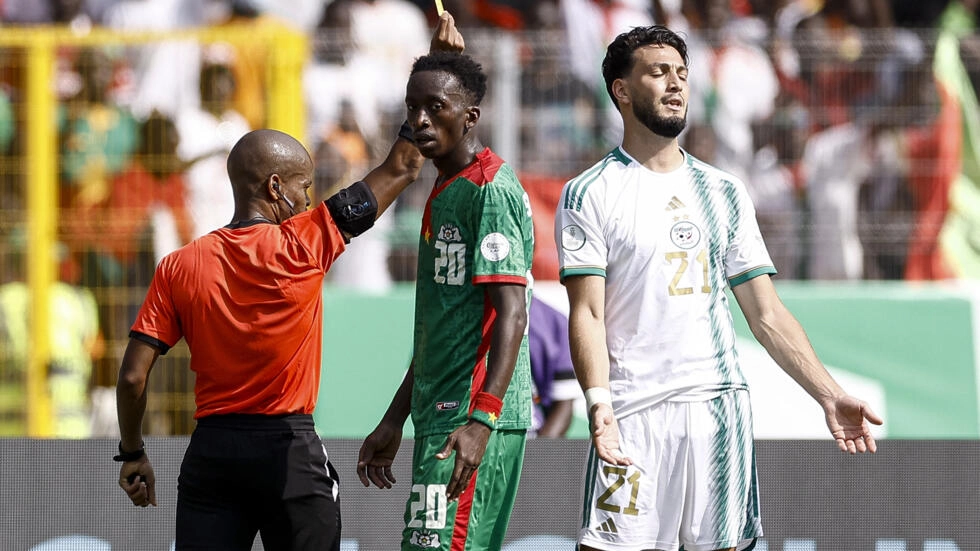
[130,203,346,418]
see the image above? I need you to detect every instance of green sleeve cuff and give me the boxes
[559,266,605,283]
[728,266,777,287]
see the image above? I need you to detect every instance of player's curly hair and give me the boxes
[411,51,488,106]
[602,25,689,111]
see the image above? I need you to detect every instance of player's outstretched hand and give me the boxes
[590,403,632,466]
[430,11,464,53]
[118,456,157,507]
[436,421,491,502]
[358,423,403,489]
[823,394,883,454]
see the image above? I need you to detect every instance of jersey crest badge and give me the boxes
[409,529,441,548]
[438,224,462,243]
[670,219,701,250]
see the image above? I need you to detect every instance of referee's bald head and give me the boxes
[227,129,311,193]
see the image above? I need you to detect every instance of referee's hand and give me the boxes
[118,458,157,507]
[429,11,464,53]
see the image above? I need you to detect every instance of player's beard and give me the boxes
[634,100,686,138]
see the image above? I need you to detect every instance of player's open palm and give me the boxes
[358,423,403,489]
[824,394,883,454]
[591,403,632,466]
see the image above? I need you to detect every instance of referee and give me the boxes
[114,14,464,550]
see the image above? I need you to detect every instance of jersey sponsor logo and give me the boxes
[670,218,701,250]
[560,224,586,251]
[408,529,441,548]
[435,401,460,411]
[480,232,510,262]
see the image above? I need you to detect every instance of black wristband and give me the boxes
[398,121,415,143]
[113,441,145,462]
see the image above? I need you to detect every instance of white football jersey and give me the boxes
[556,147,776,417]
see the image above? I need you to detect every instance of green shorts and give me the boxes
[401,429,527,551]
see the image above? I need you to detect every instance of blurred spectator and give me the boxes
[305,0,375,142]
[97,110,195,286]
[239,0,326,32]
[2,0,94,29]
[102,0,219,120]
[315,105,395,292]
[214,0,277,130]
[0,52,18,212]
[0,228,101,438]
[59,47,139,211]
[69,111,194,435]
[528,295,579,438]
[560,0,654,146]
[348,0,435,122]
[801,123,872,280]
[519,0,598,176]
[176,53,250,238]
[927,0,980,278]
[746,108,807,279]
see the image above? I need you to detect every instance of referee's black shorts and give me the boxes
[175,413,341,550]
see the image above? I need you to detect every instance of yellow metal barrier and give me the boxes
[25,37,57,437]
[0,22,308,437]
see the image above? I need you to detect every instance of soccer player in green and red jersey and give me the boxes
[357,51,534,551]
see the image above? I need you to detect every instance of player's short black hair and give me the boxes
[602,25,689,111]
[411,51,488,106]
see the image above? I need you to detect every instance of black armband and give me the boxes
[113,441,145,462]
[325,180,378,241]
[398,120,415,143]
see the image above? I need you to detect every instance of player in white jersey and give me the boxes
[555,25,883,551]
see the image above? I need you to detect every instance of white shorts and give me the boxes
[578,389,762,551]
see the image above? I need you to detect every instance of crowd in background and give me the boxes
[1,0,980,437]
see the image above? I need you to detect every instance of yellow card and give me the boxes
[434,0,444,15]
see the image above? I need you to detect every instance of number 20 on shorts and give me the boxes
[408,484,449,529]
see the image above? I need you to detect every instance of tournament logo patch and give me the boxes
[670,220,701,249]
[409,530,441,548]
[480,232,510,262]
[561,224,586,251]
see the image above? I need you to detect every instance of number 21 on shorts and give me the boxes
[596,466,641,516]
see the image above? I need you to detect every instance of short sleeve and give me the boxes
[471,182,532,285]
[725,181,776,287]
[284,202,347,272]
[555,180,607,282]
[130,256,183,350]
